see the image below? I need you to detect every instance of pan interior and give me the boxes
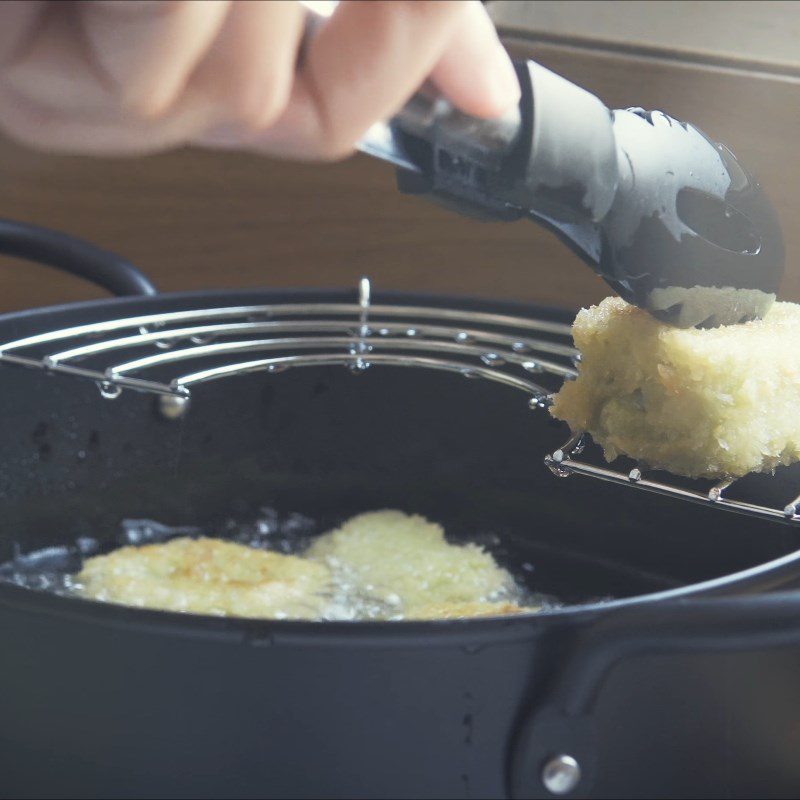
[1,352,799,614]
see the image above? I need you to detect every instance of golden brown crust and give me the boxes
[77,537,331,619]
[77,513,536,621]
[307,510,517,612]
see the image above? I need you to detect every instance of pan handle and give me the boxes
[0,218,157,297]
[509,591,800,798]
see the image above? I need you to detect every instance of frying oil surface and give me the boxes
[0,510,554,621]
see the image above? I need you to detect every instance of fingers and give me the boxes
[193,0,305,129]
[0,1,222,155]
[428,1,519,119]
[79,0,304,129]
[0,2,115,116]
[235,0,519,161]
[78,0,231,117]
[253,0,473,159]
[0,0,518,159]
[0,0,306,155]
[0,1,45,67]
[0,82,219,155]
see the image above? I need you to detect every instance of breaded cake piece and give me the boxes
[307,510,518,617]
[551,297,800,479]
[77,537,331,619]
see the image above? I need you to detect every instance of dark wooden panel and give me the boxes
[0,139,601,313]
[0,35,797,314]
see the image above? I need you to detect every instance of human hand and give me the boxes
[0,0,520,158]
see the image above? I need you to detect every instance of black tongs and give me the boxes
[359,62,784,329]
[299,2,784,329]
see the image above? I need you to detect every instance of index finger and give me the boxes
[240,1,477,159]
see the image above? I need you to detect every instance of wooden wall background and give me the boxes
[0,18,798,314]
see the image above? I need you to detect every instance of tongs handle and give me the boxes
[362,87,527,222]
[376,61,618,229]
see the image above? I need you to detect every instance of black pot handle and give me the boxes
[0,218,157,297]
[509,591,800,798]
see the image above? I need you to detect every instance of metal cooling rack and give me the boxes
[0,277,575,405]
[545,431,800,525]
[1,276,797,526]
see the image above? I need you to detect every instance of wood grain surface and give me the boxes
[0,32,797,315]
[493,1,800,73]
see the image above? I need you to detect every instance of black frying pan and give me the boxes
[1,219,800,799]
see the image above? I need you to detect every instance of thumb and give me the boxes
[429,1,520,119]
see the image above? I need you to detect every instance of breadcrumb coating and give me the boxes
[551,297,800,478]
[307,510,518,615]
[78,537,331,619]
